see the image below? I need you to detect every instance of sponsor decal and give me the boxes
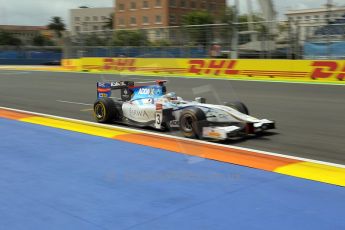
[137,87,162,96]
[156,103,163,110]
[208,130,221,138]
[97,88,111,93]
[188,59,239,76]
[111,81,125,87]
[103,58,137,71]
[138,88,151,95]
[169,120,179,127]
[129,108,149,119]
[98,93,108,98]
[98,82,107,87]
[311,61,345,81]
[203,127,224,139]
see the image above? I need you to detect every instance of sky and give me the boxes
[0,0,344,27]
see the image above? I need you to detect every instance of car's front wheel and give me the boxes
[179,108,206,138]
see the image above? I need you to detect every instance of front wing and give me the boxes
[202,120,275,140]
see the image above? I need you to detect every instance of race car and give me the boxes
[93,80,275,140]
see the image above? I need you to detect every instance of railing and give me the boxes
[62,20,345,60]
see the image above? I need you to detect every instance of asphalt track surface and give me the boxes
[0,70,344,164]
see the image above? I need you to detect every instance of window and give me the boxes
[85,16,90,21]
[130,16,136,25]
[93,25,98,30]
[118,18,125,26]
[101,16,106,20]
[208,2,216,11]
[93,16,98,21]
[155,29,161,38]
[130,1,136,10]
[169,0,176,7]
[143,0,149,8]
[75,17,80,22]
[142,16,149,24]
[156,0,161,7]
[169,15,176,24]
[75,26,80,32]
[180,0,187,8]
[305,16,310,20]
[190,1,196,9]
[201,1,206,9]
[156,15,162,23]
[119,3,125,11]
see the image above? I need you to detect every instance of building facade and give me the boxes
[70,7,114,36]
[285,4,345,43]
[0,25,54,45]
[115,0,226,29]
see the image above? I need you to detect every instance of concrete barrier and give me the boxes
[61,58,345,82]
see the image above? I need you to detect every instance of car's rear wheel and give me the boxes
[179,108,206,138]
[225,101,249,115]
[94,98,118,123]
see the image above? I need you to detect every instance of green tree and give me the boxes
[182,11,214,25]
[47,16,66,38]
[32,34,55,46]
[182,11,214,46]
[238,14,266,32]
[0,31,22,46]
[113,30,149,46]
[221,6,235,24]
[151,39,171,47]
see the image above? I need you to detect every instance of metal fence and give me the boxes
[63,19,345,60]
[0,46,62,65]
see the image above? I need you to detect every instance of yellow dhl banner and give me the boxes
[62,58,345,82]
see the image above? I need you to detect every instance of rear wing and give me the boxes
[97,80,167,101]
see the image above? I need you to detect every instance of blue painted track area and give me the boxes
[1,118,345,230]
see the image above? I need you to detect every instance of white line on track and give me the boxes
[1,106,345,169]
[68,72,345,86]
[56,100,92,106]
[0,71,30,75]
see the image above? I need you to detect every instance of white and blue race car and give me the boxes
[93,80,275,140]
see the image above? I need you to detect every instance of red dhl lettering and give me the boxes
[188,59,239,76]
[311,61,345,81]
[103,58,137,71]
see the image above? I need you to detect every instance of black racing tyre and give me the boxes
[179,108,206,138]
[224,101,249,115]
[93,98,118,123]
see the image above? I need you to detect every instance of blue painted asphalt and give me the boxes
[0,118,345,230]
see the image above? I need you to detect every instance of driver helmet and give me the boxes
[164,92,178,101]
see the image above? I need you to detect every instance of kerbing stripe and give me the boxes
[1,106,345,187]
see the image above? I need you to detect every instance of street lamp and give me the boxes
[326,0,332,58]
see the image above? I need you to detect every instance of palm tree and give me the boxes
[48,16,66,38]
[104,13,115,30]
